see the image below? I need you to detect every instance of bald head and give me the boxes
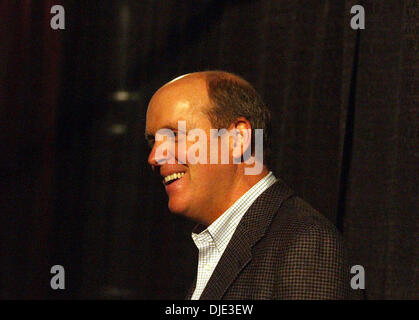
[146,73,210,137]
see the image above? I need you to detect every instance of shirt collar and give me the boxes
[192,172,277,253]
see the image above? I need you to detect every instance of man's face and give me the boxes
[145,77,233,224]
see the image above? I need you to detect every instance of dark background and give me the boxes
[0,0,417,299]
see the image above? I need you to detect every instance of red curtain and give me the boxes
[0,0,62,298]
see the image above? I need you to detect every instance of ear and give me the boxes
[229,117,252,160]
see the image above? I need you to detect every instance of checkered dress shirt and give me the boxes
[190,172,277,300]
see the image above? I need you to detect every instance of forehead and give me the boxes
[145,77,210,134]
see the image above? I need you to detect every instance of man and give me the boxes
[145,71,356,299]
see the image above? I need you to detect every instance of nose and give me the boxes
[147,139,174,170]
[147,142,161,169]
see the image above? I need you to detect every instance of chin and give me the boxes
[168,198,201,222]
[168,198,187,215]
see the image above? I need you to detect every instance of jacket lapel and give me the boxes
[198,179,294,300]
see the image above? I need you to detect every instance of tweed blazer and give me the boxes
[186,179,358,300]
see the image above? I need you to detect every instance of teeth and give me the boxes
[164,172,185,184]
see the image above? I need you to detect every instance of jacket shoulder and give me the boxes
[253,196,355,299]
[266,195,342,244]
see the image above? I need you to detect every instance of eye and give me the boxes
[171,131,180,141]
[146,138,155,149]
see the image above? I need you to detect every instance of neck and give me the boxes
[202,165,270,226]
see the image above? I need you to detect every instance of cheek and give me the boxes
[174,139,187,164]
[188,165,213,182]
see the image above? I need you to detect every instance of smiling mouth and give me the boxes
[163,172,186,185]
